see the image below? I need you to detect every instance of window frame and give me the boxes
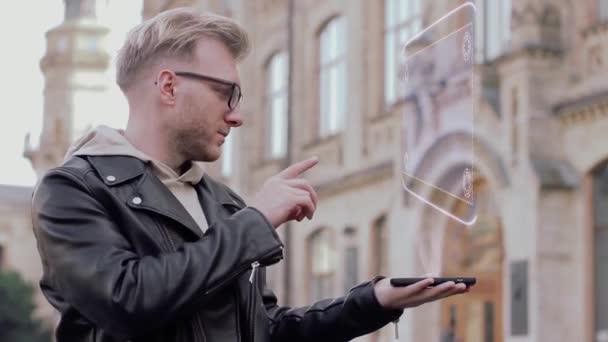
[318,16,347,138]
[308,228,335,301]
[383,0,422,106]
[264,51,289,160]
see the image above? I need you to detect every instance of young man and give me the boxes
[31,8,468,342]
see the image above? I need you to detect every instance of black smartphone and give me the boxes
[390,277,476,287]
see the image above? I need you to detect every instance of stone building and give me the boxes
[0,0,606,341]
[0,0,110,329]
[142,1,607,341]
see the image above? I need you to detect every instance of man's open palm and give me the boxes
[374,277,469,310]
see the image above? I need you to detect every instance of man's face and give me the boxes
[168,37,244,162]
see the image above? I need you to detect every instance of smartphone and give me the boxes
[390,277,476,287]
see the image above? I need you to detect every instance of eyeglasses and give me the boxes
[174,71,243,111]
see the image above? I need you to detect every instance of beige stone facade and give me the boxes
[0,0,606,341]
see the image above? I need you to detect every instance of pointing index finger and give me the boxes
[277,157,319,179]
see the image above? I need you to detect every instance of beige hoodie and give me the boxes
[64,125,209,233]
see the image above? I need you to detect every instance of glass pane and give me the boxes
[337,17,346,58]
[372,217,388,275]
[594,165,608,337]
[398,0,409,22]
[270,96,286,158]
[310,231,334,300]
[344,247,359,292]
[602,0,608,21]
[320,22,331,64]
[385,0,395,28]
[385,31,396,104]
[412,0,421,16]
[486,0,501,60]
[329,66,339,133]
[595,229,608,335]
[337,61,346,131]
[320,68,329,135]
[399,25,411,46]
[413,18,422,36]
[594,166,608,227]
[502,0,512,51]
[475,0,486,62]
[270,53,287,93]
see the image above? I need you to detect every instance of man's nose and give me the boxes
[225,108,243,127]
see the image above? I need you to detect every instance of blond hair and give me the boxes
[116,8,250,91]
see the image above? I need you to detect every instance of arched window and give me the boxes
[309,228,335,300]
[475,0,511,62]
[592,163,608,339]
[265,51,289,159]
[318,16,347,137]
[384,0,421,105]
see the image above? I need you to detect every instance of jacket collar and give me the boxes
[87,155,204,239]
[87,155,146,186]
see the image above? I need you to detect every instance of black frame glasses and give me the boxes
[174,71,243,111]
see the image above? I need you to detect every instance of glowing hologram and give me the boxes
[402,178,478,226]
[400,2,478,227]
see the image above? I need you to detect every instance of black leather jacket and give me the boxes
[32,155,402,342]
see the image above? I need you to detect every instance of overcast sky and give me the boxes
[0,0,142,187]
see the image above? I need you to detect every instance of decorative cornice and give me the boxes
[554,90,608,125]
[314,160,393,197]
[582,21,608,39]
[494,44,563,65]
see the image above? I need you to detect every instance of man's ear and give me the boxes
[156,70,177,105]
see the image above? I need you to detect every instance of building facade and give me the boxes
[143,1,607,341]
[0,0,606,341]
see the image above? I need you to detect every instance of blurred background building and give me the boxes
[0,0,607,341]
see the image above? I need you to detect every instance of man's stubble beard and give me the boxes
[172,101,219,163]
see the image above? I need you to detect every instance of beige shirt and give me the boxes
[65,125,209,233]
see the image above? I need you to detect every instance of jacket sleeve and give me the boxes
[31,168,283,340]
[263,276,403,342]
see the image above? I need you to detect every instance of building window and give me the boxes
[475,0,511,63]
[371,215,389,276]
[601,0,608,22]
[319,16,347,137]
[309,228,335,300]
[221,133,234,177]
[265,52,289,159]
[593,163,608,340]
[384,0,421,105]
[343,227,359,292]
[369,217,390,342]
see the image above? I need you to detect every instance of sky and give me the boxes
[0,0,143,187]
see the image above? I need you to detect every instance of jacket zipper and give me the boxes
[248,261,260,342]
[205,247,282,296]
[234,289,242,342]
[195,315,207,342]
[393,318,399,339]
[156,225,207,342]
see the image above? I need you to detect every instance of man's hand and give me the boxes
[374,276,469,310]
[250,157,319,228]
